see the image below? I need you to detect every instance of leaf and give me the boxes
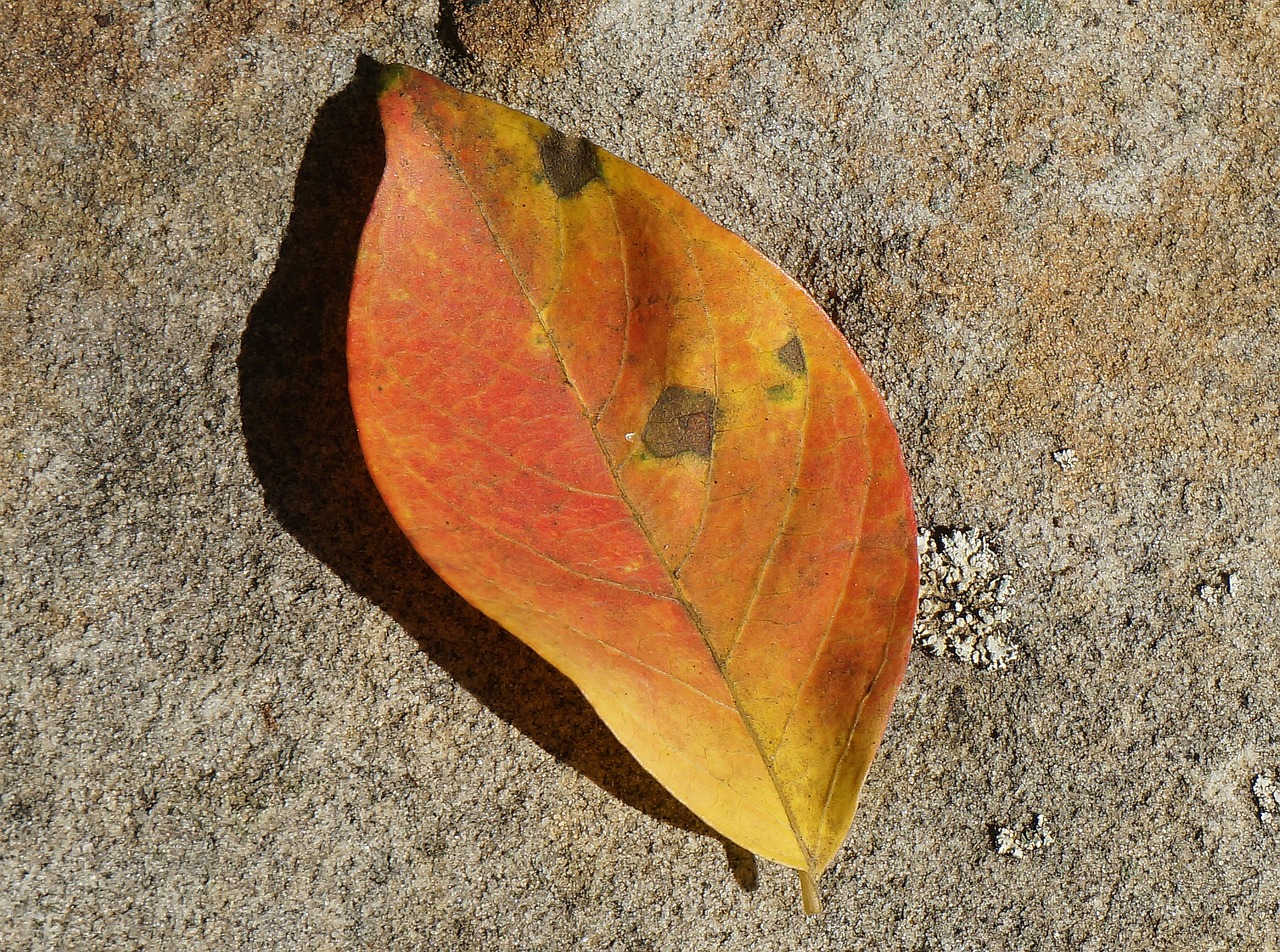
[348,64,918,912]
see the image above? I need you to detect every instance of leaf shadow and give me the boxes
[237,55,757,893]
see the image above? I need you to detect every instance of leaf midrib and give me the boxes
[413,111,820,873]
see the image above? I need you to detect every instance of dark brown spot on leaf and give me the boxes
[777,335,806,375]
[538,130,600,197]
[643,386,716,459]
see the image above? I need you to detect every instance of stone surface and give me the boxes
[3,0,1279,948]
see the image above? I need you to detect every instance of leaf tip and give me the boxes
[377,62,412,97]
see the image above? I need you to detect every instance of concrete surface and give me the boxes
[3,0,1279,948]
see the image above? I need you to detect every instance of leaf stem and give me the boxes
[798,870,822,915]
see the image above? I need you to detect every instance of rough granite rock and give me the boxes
[2,1,1278,949]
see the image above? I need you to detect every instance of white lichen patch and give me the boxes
[996,814,1054,859]
[915,527,1018,669]
[1253,771,1280,825]
[1052,448,1078,471]
[1197,571,1239,606]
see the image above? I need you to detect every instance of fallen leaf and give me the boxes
[348,64,918,912]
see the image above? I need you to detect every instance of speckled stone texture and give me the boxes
[3,1,1278,949]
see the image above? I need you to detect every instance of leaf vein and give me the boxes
[426,122,820,872]
[766,467,874,772]
[719,252,812,665]
[617,188,819,871]
[478,573,737,715]
[814,559,913,851]
[591,185,634,424]
[381,356,616,501]
[400,465,677,604]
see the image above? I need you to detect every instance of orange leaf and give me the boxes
[348,65,918,912]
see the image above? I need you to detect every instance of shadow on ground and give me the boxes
[237,55,757,891]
